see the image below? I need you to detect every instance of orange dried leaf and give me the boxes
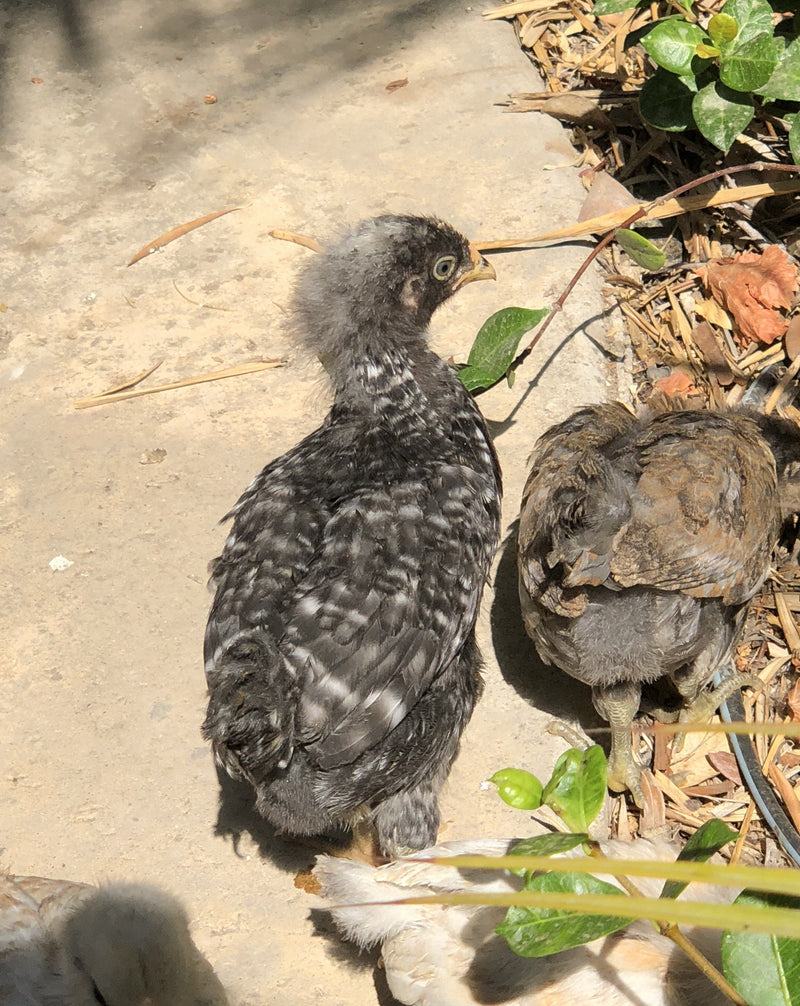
[697,245,799,346]
[653,370,695,395]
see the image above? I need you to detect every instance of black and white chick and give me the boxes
[517,395,800,806]
[203,215,502,857]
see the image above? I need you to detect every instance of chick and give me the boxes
[0,874,226,1006]
[203,215,501,856]
[314,836,734,1006]
[517,397,800,805]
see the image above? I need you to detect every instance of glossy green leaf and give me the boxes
[692,80,753,150]
[459,366,497,393]
[505,833,589,877]
[615,228,666,270]
[719,32,779,91]
[759,37,800,101]
[660,819,737,900]
[490,768,544,810]
[592,0,643,14]
[708,12,739,44]
[722,0,774,43]
[496,871,629,957]
[722,891,800,1005]
[696,43,722,58]
[541,746,607,833]
[639,68,696,132]
[639,19,708,76]
[459,306,547,393]
[790,114,800,166]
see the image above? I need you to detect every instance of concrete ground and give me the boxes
[1,2,621,1002]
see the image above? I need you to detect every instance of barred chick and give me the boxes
[203,216,501,856]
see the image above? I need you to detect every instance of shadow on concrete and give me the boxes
[208,764,346,873]
[309,908,402,1006]
[489,521,601,732]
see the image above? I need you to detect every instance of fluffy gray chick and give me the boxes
[203,215,501,856]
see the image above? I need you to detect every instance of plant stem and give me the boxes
[494,161,800,390]
[588,845,746,1005]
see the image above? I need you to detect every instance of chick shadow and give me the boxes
[308,908,403,1006]
[489,522,604,737]
[209,766,352,874]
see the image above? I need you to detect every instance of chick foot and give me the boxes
[672,672,762,754]
[593,680,645,808]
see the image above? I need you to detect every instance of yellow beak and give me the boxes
[453,244,497,290]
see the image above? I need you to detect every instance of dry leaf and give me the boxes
[697,245,799,346]
[385,78,409,92]
[785,314,800,361]
[694,296,733,330]
[577,171,639,221]
[653,370,696,395]
[539,94,614,131]
[707,750,742,785]
[787,678,800,721]
[690,320,735,386]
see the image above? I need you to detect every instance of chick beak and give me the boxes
[453,245,497,290]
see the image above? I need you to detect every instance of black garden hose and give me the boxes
[719,686,800,868]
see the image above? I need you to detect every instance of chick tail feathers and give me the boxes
[313,856,422,949]
[202,632,297,781]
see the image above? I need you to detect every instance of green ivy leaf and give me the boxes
[722,891,800,1005]
[496,871,629,957]
[758,36,800,101]
[459,306,547,393]
[489,768,544,810]
[790,114,800,166]
[692,80,753,150]
[541,746,607,833]
[505,833,589,876]
[721,0,774,44]
[719,31,779,91]
[696,43,722,58]
[459,365,497,393]
[639,68,697,132]
[708,12,739,44]
[639,19,708,76]
[615,229,666,270]
[592,0,643,14]
[660,819,737,900]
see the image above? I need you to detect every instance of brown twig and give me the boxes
[127,207,241,266]
[74,359,285,409]
[484,162,800,388]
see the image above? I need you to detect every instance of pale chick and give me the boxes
[0,874,227,1006]
[314,837,735,1006]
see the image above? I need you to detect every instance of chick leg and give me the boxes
[670,663,761,753]
[592,680,645,808]
[373,782,441,858]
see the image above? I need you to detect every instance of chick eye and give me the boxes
[432,255,457,281]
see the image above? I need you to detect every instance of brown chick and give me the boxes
[0,873,227,1006]
[517,396,800,805]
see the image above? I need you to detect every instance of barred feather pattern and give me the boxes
[203,217,501,854]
